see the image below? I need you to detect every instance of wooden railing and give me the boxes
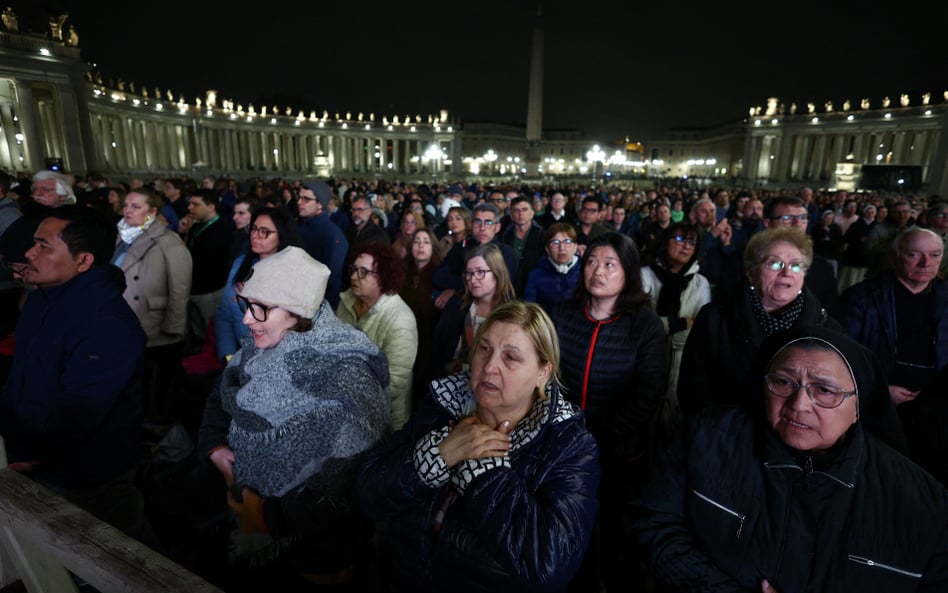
[0,438,223,593]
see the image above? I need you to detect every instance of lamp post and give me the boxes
[586,145,605,180]
[483,149,498,178]
[424,144,445,179]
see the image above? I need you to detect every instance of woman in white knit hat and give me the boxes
[197,245,391,591]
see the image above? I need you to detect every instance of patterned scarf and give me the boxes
[748,283,805,336]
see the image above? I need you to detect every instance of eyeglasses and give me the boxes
[472,219,496,227]
[236,295,278,322]
[581,207,600,214]
[548,239,574,247]
[762,258,808,274]
[765,373,856,409]
[770,214,808,224]
[673,235,697,247]
[464,269,493,280]
[249,225,277,238]
[297,195,316,203]
[349,265,378,279]
[490,198,507,204]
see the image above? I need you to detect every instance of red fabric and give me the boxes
[181,320,224,375]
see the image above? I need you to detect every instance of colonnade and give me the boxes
[743,106,946,191]
[85,98,460,179]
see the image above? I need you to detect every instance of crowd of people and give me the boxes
[0,168,946,592]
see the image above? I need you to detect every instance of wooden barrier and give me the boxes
[0,438,224,593]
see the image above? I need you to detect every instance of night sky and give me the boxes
[16,0,948,143]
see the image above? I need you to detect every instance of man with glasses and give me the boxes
[346,194,390,249]
[297,180,347,309]
[470,203,516,282]
[486,190,511,228]
[537,191,576,229]
[523,223,581,313]
[500,195,545,295]
[575,196,609,256]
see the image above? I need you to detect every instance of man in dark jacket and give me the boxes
[0,207,152,541]
[182,188,232,344]
[297,180,348,309]
[500,195,545,295]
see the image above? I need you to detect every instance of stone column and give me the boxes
[13,81,43,172]
[811,135,828,181]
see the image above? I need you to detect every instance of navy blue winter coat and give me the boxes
[356,372,601,593]
[0,265,146,489]
[522,255,581,314]
[840,271,948,383]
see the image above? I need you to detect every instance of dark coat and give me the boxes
[552,299,668,464]
[298,213,349,309]
[187,215,232,295]
[678,282,840,419]
[427,295,471,381]
[355,373,601,593]
[500,221,545,296]
[0,265,146,489]
[633,407,948,593]
[839,272,948,384]
[523,255,581,314]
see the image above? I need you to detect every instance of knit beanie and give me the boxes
[238,246,328,319]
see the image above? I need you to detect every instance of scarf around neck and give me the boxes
[117,216,157,244]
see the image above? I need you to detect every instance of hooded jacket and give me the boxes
[634,328,944,593]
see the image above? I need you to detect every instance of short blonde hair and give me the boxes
[471,300,562,398]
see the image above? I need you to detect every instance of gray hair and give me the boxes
[33,170,76,205]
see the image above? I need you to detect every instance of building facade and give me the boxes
[1,12,945,197]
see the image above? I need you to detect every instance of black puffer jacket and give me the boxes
[633,406,948,593]
[552,299,668,464]
[678,282,840,419]
[355,372,600,593]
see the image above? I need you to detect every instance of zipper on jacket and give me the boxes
[847,555,922,578]
[803,455,813,490]
[692,489,746,538]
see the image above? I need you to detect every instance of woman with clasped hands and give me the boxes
[633,327,948,593]
[356,301,601,593]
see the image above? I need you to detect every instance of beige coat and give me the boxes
[337,291,418,430]
[116,222,193,347]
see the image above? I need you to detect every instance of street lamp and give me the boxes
[424,144,445,178]
[586,145,605,179]
[483,149,498,177]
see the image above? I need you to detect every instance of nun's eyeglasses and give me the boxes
[765,373,855,408]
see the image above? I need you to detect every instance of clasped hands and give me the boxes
[438,415,512,468]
